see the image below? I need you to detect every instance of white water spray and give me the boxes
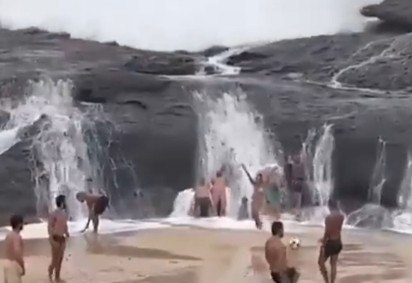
[2,79,96,220]
[0,0,381,52]
[399,153,412,210]
[171,90,278,217]
[369,138,386,205]
[312,124,334,206]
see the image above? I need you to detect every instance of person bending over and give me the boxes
[76,190,109,233]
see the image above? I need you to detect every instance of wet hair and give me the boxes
[10,214,24,230]
[241,197,248,204]
[271,221,284,236]
[86,178,93,183]
[216,171,222,178]
[328,199,338,210]
[56,195,66,209]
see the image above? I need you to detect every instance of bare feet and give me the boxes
[48,265,53,282]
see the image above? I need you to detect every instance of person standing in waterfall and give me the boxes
[290,153,306,219]
[76,178,109,233]
[194,178,213,217]
[211,170,228,216]
[318,199,344,283]
[48,195,69,282]
[242,164,265,229]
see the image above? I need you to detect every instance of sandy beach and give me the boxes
[1,223,411,283]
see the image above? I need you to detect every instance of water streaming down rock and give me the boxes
[171,90,279,217]
[3,79,99,220]
[399,153,412,210]
[312,124,335,206]
[368,138,387,205]
[345,138,389,228]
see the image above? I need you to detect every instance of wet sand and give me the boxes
[0,225,411,283]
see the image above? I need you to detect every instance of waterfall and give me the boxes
[312,124,335,206]
[2,79,97,220]
[398,153,412,210]
[171,90,279,217]
[368,138,386,205]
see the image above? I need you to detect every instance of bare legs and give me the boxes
[318,247,329,283]
[49,239,66,282]
[92,215,99,233]
[318,248,339,283]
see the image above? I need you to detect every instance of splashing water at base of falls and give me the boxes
[171,90,279,218]
[2,79,98,220]
[0,0,382,52]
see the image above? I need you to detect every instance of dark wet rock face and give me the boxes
[124,52,199,76]
[362,0,412,30]
[0,110,10,128]
[0,141,36,225]
[2,2,412,224]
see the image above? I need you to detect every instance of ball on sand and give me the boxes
[289,237,301,250]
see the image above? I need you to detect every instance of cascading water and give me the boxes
[312,124,334,206]
[399,153,412,210]
[300,124,334,223]
[171,90,279,218]
[345,138,389,228]
[368,138,387,205]
[2,79,97,220]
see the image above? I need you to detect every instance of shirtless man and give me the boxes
[4,214,25,283]
[76,189,109,233]
[194,178,213,217]
[48,195,70,282]
[242,164,265,229]
[318,199,345,283]
[265,221,299,283]
[211,171,227,217]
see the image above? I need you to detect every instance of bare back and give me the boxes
[324,212,344,240]
[212,177,226,195]
[195,184,210,198]
[48,209,68,237]
[85,194,101,210]
[265,236,287,273]
[5,231,23,263]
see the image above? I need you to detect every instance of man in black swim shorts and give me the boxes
[318,199,345,283]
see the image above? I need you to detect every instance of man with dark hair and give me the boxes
[48,194,69,282]
[318,199,344,283]
[4,214,25,283]
[265,221,299,283]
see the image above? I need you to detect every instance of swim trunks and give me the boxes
[271,268,300,283]
[94,196,109,215]
[324,239,342,259]
[52,235,66,244]
[195,197,211,217]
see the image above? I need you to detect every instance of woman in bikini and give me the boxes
[242,164,266,229]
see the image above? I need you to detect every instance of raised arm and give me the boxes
[241,164,255,185]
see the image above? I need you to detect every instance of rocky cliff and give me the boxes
[1,2,412,223]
